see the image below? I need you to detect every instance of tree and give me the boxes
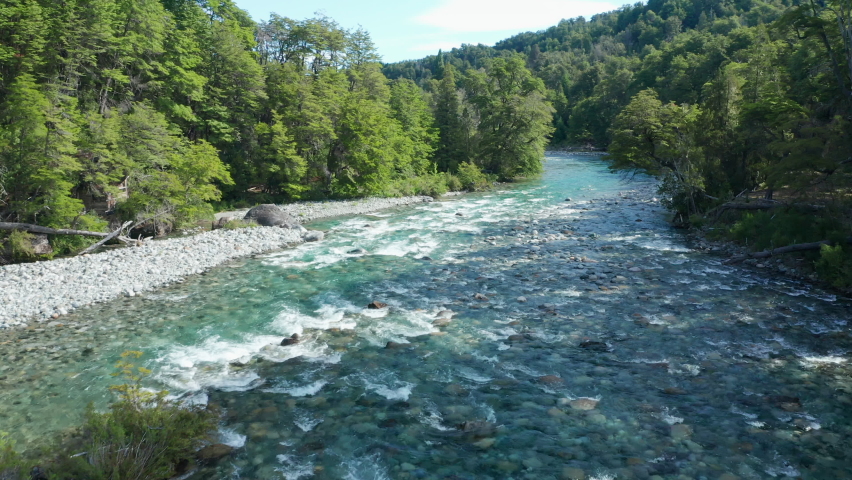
[609,89,706,214]
[432,65,468,173]
[467,56,554,180]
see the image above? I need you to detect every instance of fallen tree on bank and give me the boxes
[0,220,135,256]
[724,237,852,264]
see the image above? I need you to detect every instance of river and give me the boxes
[1,153,850,479]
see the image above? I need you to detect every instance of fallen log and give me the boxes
[724,237,852,264]
[0,222,111,237]
[77,221,133,255]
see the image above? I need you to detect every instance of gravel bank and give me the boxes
[215,196,435,223]
[0,196,434,329]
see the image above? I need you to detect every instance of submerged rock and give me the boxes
[579,340,609,352]
[460,420,496,438]
[197,443,235,462]
[538,375,565,385]
[568,398,599,410]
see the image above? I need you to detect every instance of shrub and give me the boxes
[0,432,25,480]
[727,210,842,251]
[4,230,36,261]
[382,173,449,198]
[49,213,109,256]
[456,162,492,191]
[53,351,219,480]
[815,244,852,289]
[444,173,463,192]
[221,219,259,230]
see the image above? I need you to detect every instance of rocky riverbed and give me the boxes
[215,196,435,223]
[0,196,434,329]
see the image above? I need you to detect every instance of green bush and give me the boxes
[4,230,36,261]
[444,173,463,192]
[382,173,449,198]
[221,219,259,230]
[815,244,852,289]
[47,351,219,480]
[727,210,842,251]
[456,162,493,191]
[49,213,109,256]
[0,432,25,480]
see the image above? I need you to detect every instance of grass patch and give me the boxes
[0,351,219,480]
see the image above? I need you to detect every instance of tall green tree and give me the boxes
[467,56,554,180]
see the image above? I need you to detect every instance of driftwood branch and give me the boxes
[0,222,111,237]
[77,221,133,255]
[724,237,852,264]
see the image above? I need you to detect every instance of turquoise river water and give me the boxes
[1,154,850,480]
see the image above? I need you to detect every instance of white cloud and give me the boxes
[416,0,619,33]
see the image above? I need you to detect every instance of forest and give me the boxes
[0,0,552,253]
[1,0,851,285]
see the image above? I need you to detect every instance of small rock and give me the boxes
[670,424,693,440]
[197,444,235,462]
[473,293,489,301]
[517,296,527,303]
[662,387,687,395]
[568,398,599,410]
[280,333,300,346]
[579,340,609,352]
[538,375,565,385]
[302,230,324,242]
[367,301,388,309]
[562,467,585,480]
[473,437,496,449]
[460,420,496,438]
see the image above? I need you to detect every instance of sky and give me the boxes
[235,0,621,63]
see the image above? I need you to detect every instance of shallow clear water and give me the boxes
[1,154,851,480]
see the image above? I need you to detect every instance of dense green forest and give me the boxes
[2,0,851,283]
[0,0,551,246]
[384,0,852,286]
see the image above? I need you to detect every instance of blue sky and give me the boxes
[236,0,621,63]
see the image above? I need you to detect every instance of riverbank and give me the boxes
[214,196,435,223]
[0,196,434,329]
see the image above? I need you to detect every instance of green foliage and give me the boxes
[382,173,449,198]
[467,56,554,180]
[456,162,493,191]
[0,431,24,479]
[56,351,218,480]
[815,245,852,289]
[3,230,35,261]
[727,210,842,251]
[221,218,259,229]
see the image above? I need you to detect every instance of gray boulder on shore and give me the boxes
[244,204,297,228]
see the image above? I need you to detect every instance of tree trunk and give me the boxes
[0,222,112,237]
[77,221,133,255]
[724,237,852,264]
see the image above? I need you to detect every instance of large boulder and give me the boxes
[244,204,297,227]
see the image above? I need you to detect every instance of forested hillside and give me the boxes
[385,0,852,287]
[0,0,552,256]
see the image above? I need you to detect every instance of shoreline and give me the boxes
[0,196,434,329]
